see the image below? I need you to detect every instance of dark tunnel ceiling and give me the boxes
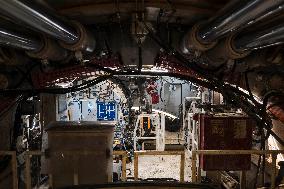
[39,0,231,24]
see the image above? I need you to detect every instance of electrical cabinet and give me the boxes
[196,114,254,170]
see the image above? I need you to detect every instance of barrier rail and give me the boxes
[192,150,284,189]
[134,151,185,182]
[0,150,127,189]
[6,149,282,189]
[113,151,127,181]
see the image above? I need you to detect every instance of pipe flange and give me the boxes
[26,36,68,61]
[59,21,95,53]
[225,35,250,59]
[186,23,218,51]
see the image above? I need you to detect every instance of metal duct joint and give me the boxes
[234,23,284,51]
[59,21,96,53]
[198,0,284,43]
[26,36,69,61]
[0,27,68,61]
[0,0,95,52]
[203,35,250,66]
[183,0,284,52]
[204,22,284,64]
[182,23,217,52]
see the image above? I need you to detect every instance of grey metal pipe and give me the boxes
[0,28,42,51]
[0,27,69,61]
[198,0,284,43]
[0,0,79,44]
[234,24,284,51]
[202,22,284,67]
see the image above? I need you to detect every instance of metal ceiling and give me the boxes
[38,0,231,24]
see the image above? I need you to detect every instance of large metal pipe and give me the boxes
[202,21,284,67]
[0,28,42,51]
[0,0,79,44]
[198,0,284,43]
[234,24,284,51]
[0,27,68,61]
[0,0,95,52]
[183,0,284,52]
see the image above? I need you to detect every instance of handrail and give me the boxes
[21,150,128,189]
[192,150,284,189]
[113,151,127,181]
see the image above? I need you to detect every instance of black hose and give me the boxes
[0,75,113,95]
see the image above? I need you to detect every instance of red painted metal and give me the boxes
[155,52,199,78]
[89,54,122,68]
[196,114,253,171]
[32,55,122,88]
[268,105,284,123]
[32,65,100,88]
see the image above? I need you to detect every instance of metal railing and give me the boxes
[3,149,284,189]
[192,150,284,189]
[0,150,128,189]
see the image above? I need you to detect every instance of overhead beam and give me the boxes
[58,1,217,17]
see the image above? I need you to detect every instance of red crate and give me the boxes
[196,114,254,171]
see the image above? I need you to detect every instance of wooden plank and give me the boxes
[0,151,15,155]
[271,154,277,189]
[197,167,201,182]
[73,173,79,185]
[24,151,43,189]
[52,132,109,136]
[11,151,18,189]
[180,152,185,182]
[49,150,105,156]
[193,150,284,155]
[113,151,127,181]
[134,153,139,181]
[135,151,185,156]
[121,153,127,181]
[113,151,126,156]
[108,173,112,182]
[25,153,32,189]
[192,151,197,182]
[73,156,79,185]
[27,151,42,156]
[48,174,53,188]
[240,171,246,189]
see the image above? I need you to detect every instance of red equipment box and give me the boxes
[195,114,254,171]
